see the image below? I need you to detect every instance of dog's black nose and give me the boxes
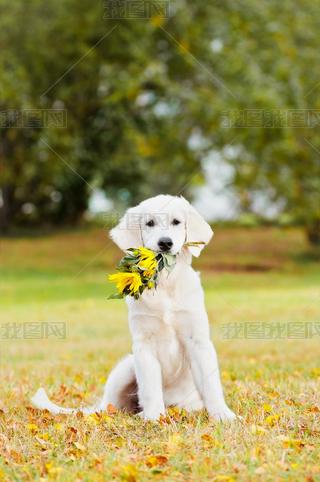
[158,237,173,252]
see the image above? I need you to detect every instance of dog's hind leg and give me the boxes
[97,355,140,413]
[31,355,139,415]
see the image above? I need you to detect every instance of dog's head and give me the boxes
[110,194,213,257]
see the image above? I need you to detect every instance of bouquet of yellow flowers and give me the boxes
[108,247,177,300]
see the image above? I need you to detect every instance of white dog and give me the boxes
[32,194,236,421]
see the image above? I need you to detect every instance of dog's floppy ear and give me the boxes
[109,205,143,251]
[182,197,213,257]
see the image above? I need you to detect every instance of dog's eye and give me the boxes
[172,219,181,225]
[146,219,155,227]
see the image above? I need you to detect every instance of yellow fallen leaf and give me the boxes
[264,414,280,426]
[53,423,64,431]
[146,455,168,468]
[281,438,305,449]
[265,388,280,398]
[86,414,99,425]
[119,464,137,482]
[45,462,62,476]
[202,433,213,442]
[101,413,113,424]
[262,404,272,413]
[201,434,222,447]
[74,373,83,383]
[26,423,38,433]
[167,406,186,420]
[310,368,320,378]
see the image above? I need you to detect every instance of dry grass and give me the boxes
[0,226,319,481]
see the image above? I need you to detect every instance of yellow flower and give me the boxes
[108,272,142,295]
[135,247,157,275]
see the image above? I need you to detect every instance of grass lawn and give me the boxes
[0,226,319,481]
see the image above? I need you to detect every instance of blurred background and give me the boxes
[1,0,320,243]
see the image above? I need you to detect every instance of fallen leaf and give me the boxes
[45,462,62,476]
[107,403,117,415]
[201,434,222,447]
[307,406,320,413]
[53,423,64,431]
[26,423,38,433]
[264,414,280,426]
[119,463,137,482]
[281,438,305,450]
[262,404,272,413]
[146,455,168,468]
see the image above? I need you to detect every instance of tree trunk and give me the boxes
[0,185,14,233]
[306,219,320,245]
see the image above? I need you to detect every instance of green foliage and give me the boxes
[0,0,211,230]
[0,0,320,243]
[206,0,320,243]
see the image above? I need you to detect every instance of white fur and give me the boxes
[32,195,236,422]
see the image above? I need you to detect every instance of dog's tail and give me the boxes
[31,388,101,415]
[31,355,136,415]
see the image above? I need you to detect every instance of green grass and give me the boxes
[0,226,319,481]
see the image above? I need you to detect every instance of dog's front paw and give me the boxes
[209,404,237,422]
[138,409,163,421]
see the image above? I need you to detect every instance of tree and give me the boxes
[201,0,320,244]
[1,0,320,244]
[0,0,215,231]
